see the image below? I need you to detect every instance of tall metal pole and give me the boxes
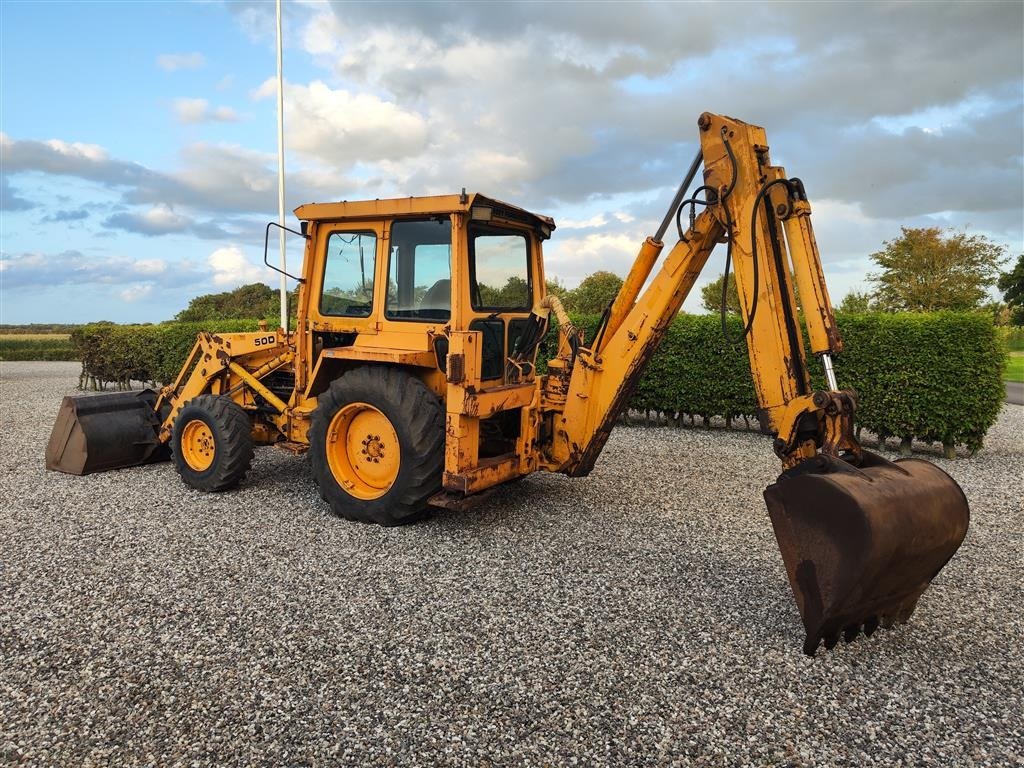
[275,0,287,330]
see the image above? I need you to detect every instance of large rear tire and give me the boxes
[309,367,444,526]
[171,394,254,492]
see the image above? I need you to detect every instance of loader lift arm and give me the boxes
[541,113,969,654]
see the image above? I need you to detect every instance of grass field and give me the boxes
[0,333,77,362]
[1006,351,1024,383]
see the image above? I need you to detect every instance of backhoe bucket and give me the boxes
[46,390,167,475]
[764,451,968,655]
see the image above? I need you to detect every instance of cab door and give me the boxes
[309,221,384,335]
[464,222,537,385]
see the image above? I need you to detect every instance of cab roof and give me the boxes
[293,193,555,236]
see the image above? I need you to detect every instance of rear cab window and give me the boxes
[469,225,531,311]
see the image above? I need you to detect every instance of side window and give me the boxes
[470,227,530,310]
[320,231,376,318]
[386,218,452,321]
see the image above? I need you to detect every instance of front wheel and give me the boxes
[309,367,444,525]
[171,395,254,492]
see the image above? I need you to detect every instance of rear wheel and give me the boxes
[172,394,254,492]
[310,367,444,525]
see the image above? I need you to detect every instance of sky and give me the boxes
[1,0,1021,324]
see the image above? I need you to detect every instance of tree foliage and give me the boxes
[868,227,1005,312]
[477,276,530,308]
[564,270,623,314]
[839,290,874,313]
[544,277,571,302]
[175,283,296,322]
[700,273,742,314]
[997,254,1024,325]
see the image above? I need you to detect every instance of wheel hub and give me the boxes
[326,403,400,500]
[362,434,385,462]
[180,419,216,472]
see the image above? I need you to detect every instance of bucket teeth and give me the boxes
[863,616,879,637]
[843,624,861,643]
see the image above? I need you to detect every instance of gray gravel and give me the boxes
[2,361,1022,767]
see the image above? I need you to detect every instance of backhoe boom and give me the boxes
[548,113,843,473]
[541,113,968,653]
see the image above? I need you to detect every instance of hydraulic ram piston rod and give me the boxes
[654,149,704,243]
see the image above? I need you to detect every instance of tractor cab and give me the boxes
[292,194,555,400]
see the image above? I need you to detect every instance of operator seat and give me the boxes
[420,278,451,311]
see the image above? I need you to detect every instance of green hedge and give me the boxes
[544,311,1004,452]
[72,312,1004,451]
[71,320,263,389]
[827,313,1005,450]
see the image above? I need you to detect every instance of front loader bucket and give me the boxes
[764,451,968,655]
[46,390,168,475]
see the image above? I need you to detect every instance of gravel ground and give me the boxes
[1,361,1022,767]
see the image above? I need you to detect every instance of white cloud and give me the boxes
[302,9,344,56]
[0,250,203,289]
[157,52,205,71]
[43,138,108,163]
[173,98,240,124]
[545,231,642,285]
[208,245,269,286]
[253,78,428,169]
[559,214,609,230]
[120,284,153,302]
[134,259,168,275]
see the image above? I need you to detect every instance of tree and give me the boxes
[544,277,571,302]
[175,283,295,322]
[477,275,530,307]
[700,273,741,314]
[867,227,1006,312]
[566,270,623,314]
[997,254,1024,325]
[839,290,873,313]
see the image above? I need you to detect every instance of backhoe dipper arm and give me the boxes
[549,113,851,475]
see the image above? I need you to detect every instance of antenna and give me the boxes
[275,0,287,331]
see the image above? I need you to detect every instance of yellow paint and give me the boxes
[325,402,400,500]
[180,419,215,472]
[154,114,858,502]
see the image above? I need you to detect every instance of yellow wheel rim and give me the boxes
[180,418,216,472]
[326,402,400,500]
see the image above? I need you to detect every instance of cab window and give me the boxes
[386,218,452,321]
[470,226,531,310]
[320,231,376,317]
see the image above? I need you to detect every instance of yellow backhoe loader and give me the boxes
[47,113,969,655]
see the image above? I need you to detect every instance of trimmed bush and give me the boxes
[73,312,1005,452]
[829,313,1005,451]
[71,320,263,389]
[541,311,1004,452]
